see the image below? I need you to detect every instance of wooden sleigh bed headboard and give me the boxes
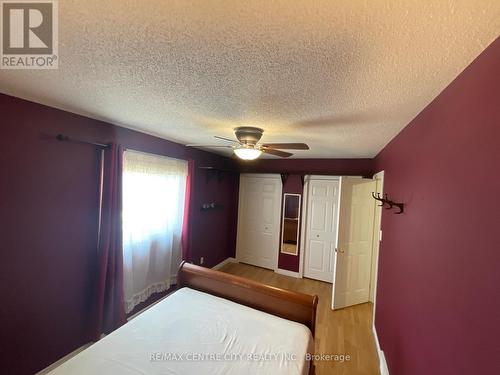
[177,261,319,336]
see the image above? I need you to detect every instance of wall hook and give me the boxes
[390,202,404,214]
[381,193,393,208]
[372,192,404,214]
[372,192,390,208]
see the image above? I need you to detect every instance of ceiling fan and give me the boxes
[186,126,309,160]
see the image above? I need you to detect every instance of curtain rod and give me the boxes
[56,134,109,148]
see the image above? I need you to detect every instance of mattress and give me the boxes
[48,287,313,375]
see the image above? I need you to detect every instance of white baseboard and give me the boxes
[36,343,92,374]
[275,268,301,278]
[372,324,389,375]
[379,351,389,375]
[212,257,237,270]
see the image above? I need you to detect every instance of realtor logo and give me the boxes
[1,0,58,69]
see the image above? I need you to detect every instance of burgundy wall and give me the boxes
[239,158,373,177]
[0,94,238,374]
[190,169,239,268]
[373,38,500,375]
[278,175,303,272]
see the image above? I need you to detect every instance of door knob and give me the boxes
[316,235,319,238]
[335,248,345,253]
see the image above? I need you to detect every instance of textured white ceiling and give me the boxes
[1,1,499,158]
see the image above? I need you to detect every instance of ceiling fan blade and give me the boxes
[185,144,234,148]
[262,148,293,158]
[261,143,309,150]
[214,135,240,144]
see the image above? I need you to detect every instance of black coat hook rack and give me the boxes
[372,192,404,214]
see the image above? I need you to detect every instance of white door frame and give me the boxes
[298,179,308,278]
[236,173,283,271]
[370,171,386,373]
[298,175,341,278]
[370,171,384,305]
[369,171,384,303]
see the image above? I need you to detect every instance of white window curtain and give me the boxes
[122,150,188,314]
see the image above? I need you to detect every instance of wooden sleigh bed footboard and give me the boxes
[177,261,319,336]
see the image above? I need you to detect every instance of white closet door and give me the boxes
[303,178,340,283]
[236,174,282,270]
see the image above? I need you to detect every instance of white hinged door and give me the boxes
[236,174,282,270]
[333,177,377,309]
[303,178,340,283]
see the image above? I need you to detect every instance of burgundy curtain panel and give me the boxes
[93,143,126,340]
[181,159,195,262]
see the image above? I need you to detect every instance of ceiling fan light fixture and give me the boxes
[186,126,308,159]
[233,147,262,160]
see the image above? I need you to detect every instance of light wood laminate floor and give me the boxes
[220,262,380,375]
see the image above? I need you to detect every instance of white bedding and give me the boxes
[49,287,313,375]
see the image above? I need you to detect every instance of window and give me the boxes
[122,150,188,313]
